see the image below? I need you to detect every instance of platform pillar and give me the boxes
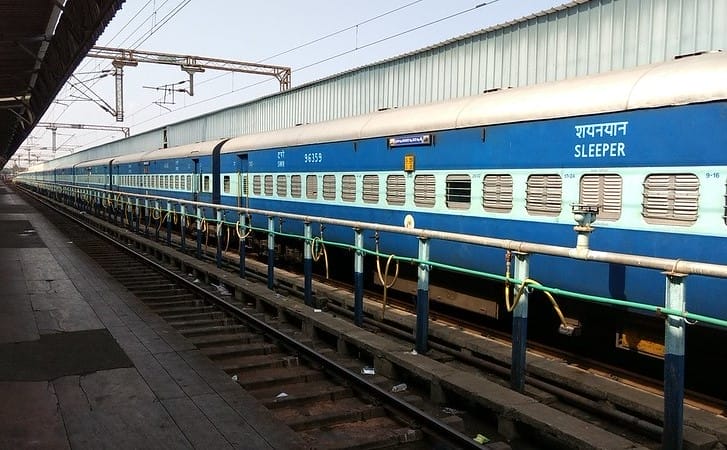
[663,273,686,450]
[267,216,275,290]
[239,213,247,278]
[511,252,529,393]
[196,207,203,259]
[180,205,187,251]
[216,209,223,268]
[353,228,364,326]
[415,238,430,354]
[303,222,313,306]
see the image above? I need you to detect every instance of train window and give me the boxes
[526,174,562,216]
[342,175,356,202]
[414,174,436,208]
[446,174,471,210]
[186,175,191,191]
[165,176,170,189]
[264,175,273,196]
[306,175,317,199]
[242,175,249,196]
[253,175,261,195]
[291,175,302,198]
[642,173,699,226]
[482,174,513,213]
[223,175,230,193]
[363,175,379,204]
[277,175,287,197]
[174,175,180,190]
[323,175,336,200]
[386,175,405,206]
[203,175,211,193]
[180,176,185,191]
[580,174,622,221]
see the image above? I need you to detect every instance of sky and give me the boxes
[17,0,568,166]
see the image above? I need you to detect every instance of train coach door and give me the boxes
[192,158,199,202]
[237,154,249,209]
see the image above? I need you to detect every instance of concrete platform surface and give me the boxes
[0,181,302,449]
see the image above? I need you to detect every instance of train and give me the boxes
[17,51,727,349]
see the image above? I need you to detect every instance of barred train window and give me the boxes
[579,174,622,221]
[642,173,699,226]
[290,175,302,198]
[363,175,379,204]
[174,175,180,190]
[482,174,513,213]
[526,174,562,216]
[323,175,336,200]
[180,176,185,191]
[446,174,471,210]
[387,175,405,206]
[341,175,356,202]
[223,175,230,193]
[306,175,317,199]
[252,175,261,195]
[203,175,211,193]
[277,175,287,197]
[414,174,436,208]
[186,175,191,191]
[264,175,273,196]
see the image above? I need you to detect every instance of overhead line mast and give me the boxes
[38,122,131,154]
[85,46,292,121]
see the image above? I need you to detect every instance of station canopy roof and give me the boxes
[0,0,124,169]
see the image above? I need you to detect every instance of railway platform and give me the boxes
[0,180,302,449]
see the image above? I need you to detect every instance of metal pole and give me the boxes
[663,273,686,450]
[239,213,246,278]
[415,238,430,354]
[303,222,313,306]
[166,201,172,245]
[216,209,223,268]
[267,216,275,290]
[134,198,140,233]
[354,228,364,326]
[180,205,186,251]
[196,207,203,259]
[143,198,150,237]
[511,252,530,393]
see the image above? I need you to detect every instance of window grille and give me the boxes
[306,175,317,199]
[386,175,406,206]
[342,175,356,202]
[414,174,436,208]
[363,175,379,203]
[526,174,562,216]
[446,174,471,210]
[482,174,513,213]
[291,175,302,198]
[579,174,622,221]
[642,173,699,226]
[277,175,287,197]
[264,175,273,196]
[323,175,336,200]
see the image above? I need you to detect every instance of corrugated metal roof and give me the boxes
[42,0,727,166]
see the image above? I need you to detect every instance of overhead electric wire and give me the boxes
[130,0,502,128]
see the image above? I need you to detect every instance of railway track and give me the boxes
[19,185,727,448]
[25,190,488,449]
